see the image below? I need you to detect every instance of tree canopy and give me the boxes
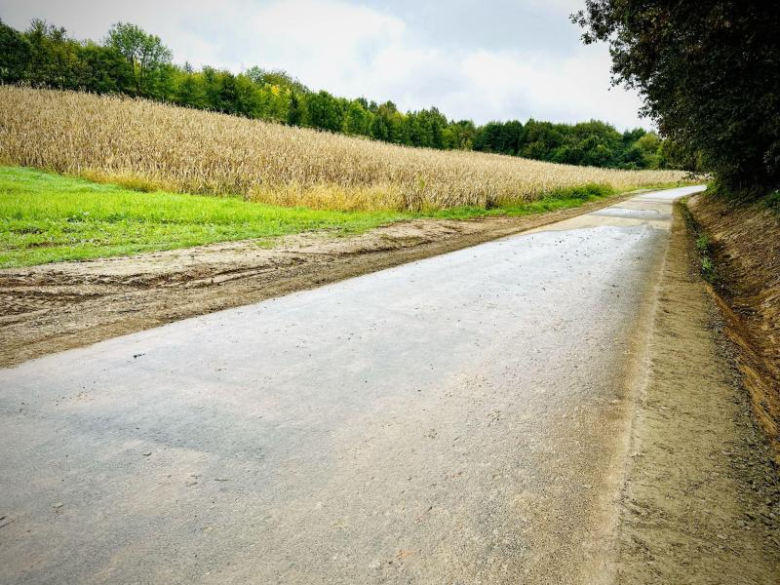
[106,22,172,97]
[573,0,780,192]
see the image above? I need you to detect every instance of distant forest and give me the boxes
[0,19,686,170]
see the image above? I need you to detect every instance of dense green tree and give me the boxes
[406,112,431,148]
[420,108,449,149]
[521,120,565,160]
[373,102,408,145]
[106,22,172,98]
[474,121,525,155]
[307,91,346,132]
[0,19,31,83]
[24,19,80,89]
[444,120,477,150]
[171,68,208,108]
[622,128,646,146]
[369,113,390,142]
[78,42,133,93]
[261,83,293,123]
[573,0,780,191]
[288,92,309,127]
[630,132,662,168]
[343,100,372,136]
[246,66,308,94]
[5,20,130,92]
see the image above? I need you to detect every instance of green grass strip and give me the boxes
[0,167,647,268]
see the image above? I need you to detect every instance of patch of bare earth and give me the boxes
[0,195,629,368]
[617,205,780,583]
[688,194,780,458]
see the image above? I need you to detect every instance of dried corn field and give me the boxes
[0,87,689,211]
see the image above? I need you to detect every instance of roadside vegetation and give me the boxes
[0,167,404,267]
[0,166,645,268]
[678,200,718,283]
[0,87,688,214]
[0,18,685,170]
[764,190,780,214]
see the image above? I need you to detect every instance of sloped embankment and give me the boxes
[687,195,780,457]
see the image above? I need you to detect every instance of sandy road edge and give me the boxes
[0,193,637,368]
[577,199,676,585]
[614,203,780,584]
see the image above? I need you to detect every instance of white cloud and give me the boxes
[457,47,645,127]
[0,0,648,129]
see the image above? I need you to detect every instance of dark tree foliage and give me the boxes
[0,18,133,93]
[0,19,31,82]
[307,90,347,132]
[474,121,525,156]
[0,18,690,171]
[78,42,134,94]
[573,1,780,191]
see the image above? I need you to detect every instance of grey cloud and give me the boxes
[359,0,582,54]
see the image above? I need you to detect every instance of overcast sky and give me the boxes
[1,0,649,129]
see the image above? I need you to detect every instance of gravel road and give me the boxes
[0,186,707,584]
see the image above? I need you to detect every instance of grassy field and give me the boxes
[0,87,690,212]
[0,167,637,268]
[0,167,408,268]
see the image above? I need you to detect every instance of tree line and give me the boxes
[0,18,685,170]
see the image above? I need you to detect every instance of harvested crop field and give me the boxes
[0,87,689,211]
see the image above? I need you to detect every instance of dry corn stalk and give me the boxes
[0,86,690,211]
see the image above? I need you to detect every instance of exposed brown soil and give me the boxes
[0,195,629,368]
[688,195,780,457]
[617,205,780,583]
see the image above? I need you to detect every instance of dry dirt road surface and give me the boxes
[5,184,769,585]
[0,192,639,368]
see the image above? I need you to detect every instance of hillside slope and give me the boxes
[688,195,780,457]
[0,87,689,211]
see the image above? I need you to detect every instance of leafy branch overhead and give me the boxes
[573,0,780,193]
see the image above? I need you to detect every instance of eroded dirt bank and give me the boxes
[617,205,780,583]
[0,195,630,368]
[687,195,780,458]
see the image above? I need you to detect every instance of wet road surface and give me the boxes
[0,186,705,584]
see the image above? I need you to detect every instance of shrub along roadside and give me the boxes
[765,191,780,213]
[678,197,718,283]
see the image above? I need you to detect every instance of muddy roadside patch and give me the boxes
[617,204,780,583]
[0,194,632,368]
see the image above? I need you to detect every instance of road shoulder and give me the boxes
[617,204,780,583]
[0,193,631,368]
